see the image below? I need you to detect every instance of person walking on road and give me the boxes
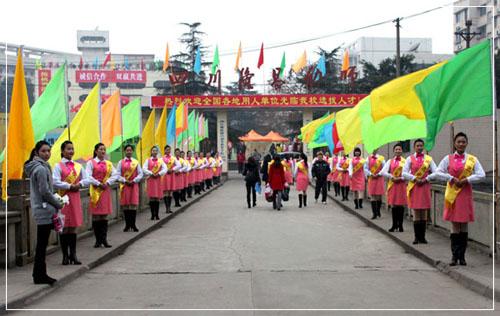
[311,152,330,205]
[243,156,261,208]
[268,155,287,211]
[337,153,350,201]
[294,153,310,208]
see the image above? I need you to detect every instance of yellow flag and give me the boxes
[303,113,335,143]
[292,50,307,73]
[336,98,365,153]
[101,90,122,150]
[162,43,169,72]
[155,105,168,153]
[341,50,350,72]
[2,50,35,200]
[49,83,100,166]
[234,42,242,72]
[370,61,446,122]
[136,109,155,165]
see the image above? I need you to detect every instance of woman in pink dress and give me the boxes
[179,151,189,202]
[117,144,143,232]
[198,152,207,192]
[348,148,366,210]
[162,145,177,214]
[53,141,90,265]
[434,133,485,266]
[205,152,216,189]
[186,151,198,198]
[86,143,119,248]
[282,156,294,186]
[143,146,167,220]
[336,153,350,201]
[402,139,437,245]
[364,149,386,219]
[294,153,309,208]
[192,152,202,195]
[381,143,407,233]
[328,154,340,197]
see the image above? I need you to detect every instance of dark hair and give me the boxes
[25,140,51,165]
[273,155,281,166]
[123,144,134,151]
[187,150,192,155]
[414,139,424,146]
[93,143,105,158]
[60,140,73,158]
[353,147,361,154]
[393,142,403,150]
[150,146,160,153]
[175,148,180,152]
[248,156,256,164]
[454,132,468,142]
[164,145,171,150]
[300,153,308,168]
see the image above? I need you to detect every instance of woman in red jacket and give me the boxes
[268,155,287,211]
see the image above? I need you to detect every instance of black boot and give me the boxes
[93,221,102,248]
[459,232,468,266]
[345,188,350,201]
[376,200,382,217]
[371,201,377,219]
[389,207,397,232]
[166,196,173,213]
[123,210,130,232]
[173,192,181,207]
[413,222,419,245]
[327,182,331,191]
[358,199,363,209]
[149,201,155,220]
[181,188,187,202]
[449,233,460,266]
[247,195,251,209]
[335,183,340,196]
[130,210,139,232]
[101,220,112,248]
[299,194,303,208]
[187,186,193,198]
[68,234,81,265]
[155,201,160,220]
[340,187,345,200]
[397,207,404,232]
[354,199,359,209]
[419,221,428,244]
[303,195,307,207]
[163,196,169,213]
[200,182,205,192]
[60,234,69,265]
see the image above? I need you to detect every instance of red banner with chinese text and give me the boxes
[75,70,147,83]
[38,69,52,96]
[150,94,367,109]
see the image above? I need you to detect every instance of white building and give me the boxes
[344,37,452,77]
[454,0,500,52]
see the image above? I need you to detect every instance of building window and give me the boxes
[478,25,487,38]
[478,6,487,16]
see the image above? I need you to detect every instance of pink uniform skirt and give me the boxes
[408,182,431,209]
[89,186,113,215]
[368,176,385,196]
[61,191,83,227]
[120,182,140,206]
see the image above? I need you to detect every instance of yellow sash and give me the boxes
[406,155,432,200]
[119,158,139,194]
[58,162,82,196]
[89,160,113,207]
[337,158,350,180]
[369,155,385,175]
[150,158,162,174]
[282,160,291,172]
[297,161,308,175]
[444,154,476,208]
[387,157,406,192]
[352,158,366,174]
[209,157,217,172]
[164,155,175,169]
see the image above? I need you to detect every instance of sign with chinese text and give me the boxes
[38,69,52,96]
[75,70,147,83]
[150,94,367,109]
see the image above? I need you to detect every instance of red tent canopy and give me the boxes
[238,130,266,142]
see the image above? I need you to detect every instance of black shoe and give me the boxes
[388,227,396,232]
[358,199,363,209]
[33,275,57,285]
[60,234,69,265]
[253,202,257,207]
[419,222,428,244]
[93,221,102,248]
[303,195,307,207]
[413,222,419,244]
[354,199,359,209]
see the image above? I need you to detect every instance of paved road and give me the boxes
[15,176,493,312]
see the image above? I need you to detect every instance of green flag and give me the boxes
[187,110,195,150]
[415,40,493,150]
[0,63,68,163]
[211,45,220,75]
[358,96,427,153]
[279,52,286,78]
[204,118,209,140]
[121,98,141,142]
[193,112,199,151]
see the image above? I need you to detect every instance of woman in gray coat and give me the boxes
[24,140,63,285]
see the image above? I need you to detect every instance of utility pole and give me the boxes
[394,18,401,77]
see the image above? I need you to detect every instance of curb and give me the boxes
[4,182,225,311]
[323,190,498,302]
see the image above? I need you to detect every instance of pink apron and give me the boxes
[443,154,474,223]
[350,157,365,192]
[59,161,83,227]
[367,156,385,196]
[408,155,432,209]
[120,158,140,206]
[89,160,113,215]
[387,158,407,206]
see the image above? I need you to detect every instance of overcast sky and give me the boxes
[2,0,456,85]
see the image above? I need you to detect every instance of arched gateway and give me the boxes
[151,93,367,176]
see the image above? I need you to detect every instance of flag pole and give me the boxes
[64,60,71,141]
[139,99,143,166]
[119,89,124,161]
[98,81,102,143]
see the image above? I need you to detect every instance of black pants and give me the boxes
[246,182,257,207]
[315,179,327,202]
[33,224,53,279]
[238,163,244,174]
